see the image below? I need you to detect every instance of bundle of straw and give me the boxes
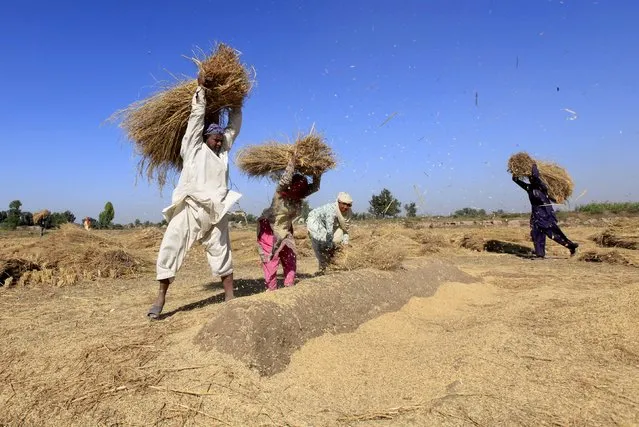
[507,152,574,203]
[32,209,50,224]
[111,43,254,187]
[330,240,406,271]
[235,132,337,177]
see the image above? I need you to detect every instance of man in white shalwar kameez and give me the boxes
[148,81,242,319]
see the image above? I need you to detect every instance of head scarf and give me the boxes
[335,192,352,232]
[204,123,224,136]
[337,192,353,204]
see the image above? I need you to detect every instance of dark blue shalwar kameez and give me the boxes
[513,164,578,258]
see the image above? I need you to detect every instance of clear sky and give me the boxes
[1,0,638,223]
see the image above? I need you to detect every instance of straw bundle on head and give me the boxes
[507,151,574,203]
[33,209,51,224]
[111,43,254,187]
[235,132,337,178]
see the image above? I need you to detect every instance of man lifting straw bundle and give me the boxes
[113,43,254,319]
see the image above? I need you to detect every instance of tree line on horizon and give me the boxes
[2,192,638,231]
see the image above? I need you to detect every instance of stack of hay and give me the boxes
[112,43,255,187]
[235,131,337,178]
[507,152,574,203]
[330,241,406,271]
[32,209,50,225]
[328,228,409,271]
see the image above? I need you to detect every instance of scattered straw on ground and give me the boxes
[1,220,639,425]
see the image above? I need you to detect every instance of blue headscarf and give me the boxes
[204,123,224,136]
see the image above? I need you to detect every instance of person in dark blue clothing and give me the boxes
[513,163,578,258]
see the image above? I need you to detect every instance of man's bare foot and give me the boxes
[148,280,170,319]
[147,299,164,319]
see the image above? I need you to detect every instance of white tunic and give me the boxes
[162,86,242,238]
[156,87,242,280]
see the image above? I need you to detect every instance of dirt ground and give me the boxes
[0,218,638,426]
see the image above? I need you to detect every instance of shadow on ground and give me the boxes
[484,239,534,258]
[159,274,320,320]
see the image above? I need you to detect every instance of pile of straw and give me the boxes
[329,228,411,271]
[579,250,633,266]
[235,132,337,177]
[507,152,574,203]
[0,224,150,286]
[32,209,50,224]
[125,227,165,250]
[591,229,639,250]
[458,234,485,252]
[330,241,406,271]
[112,43,254,187]
[0,258,40,286]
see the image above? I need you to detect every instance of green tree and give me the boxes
[50,212,70,227]
[453,207,487,218]
[5,200,22,229]
[368,189,401,218]
[19,211,33,226]
[351,211,372,221]
[62,210,76,223]
[9,200,22,213]
[404,202,417,217]
[98,202,115,229]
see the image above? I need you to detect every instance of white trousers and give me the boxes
[156,203,232,282]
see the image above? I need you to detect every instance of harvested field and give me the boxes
[0,217,638,425]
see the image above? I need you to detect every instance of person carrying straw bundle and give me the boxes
[147,70,245,319]
[508,151,574,204]
[256,152,321,291]
[112,43,254,188]
[512,162,579,258]
[32,209,50,237]
[306,193,353,275]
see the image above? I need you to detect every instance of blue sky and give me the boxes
[1,0,638,223]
